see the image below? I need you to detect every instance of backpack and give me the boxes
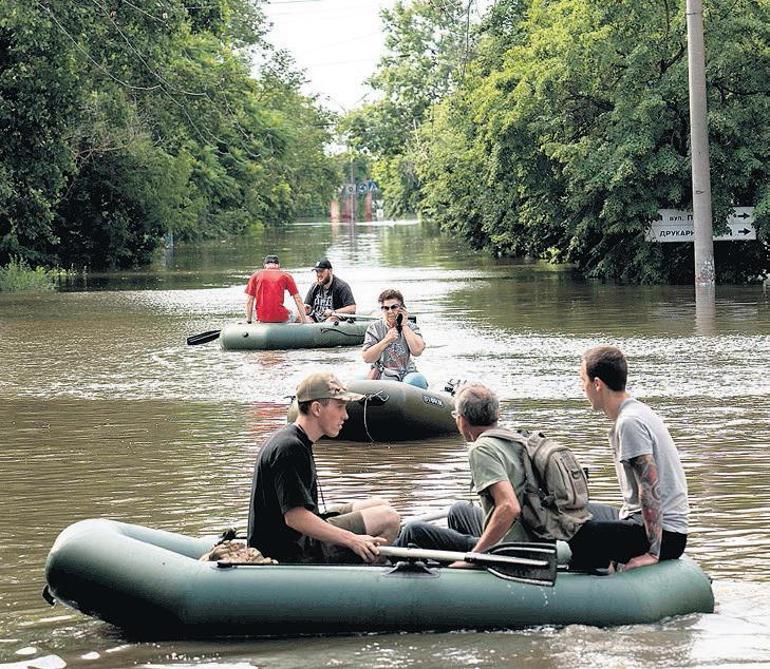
[482,428,592,541]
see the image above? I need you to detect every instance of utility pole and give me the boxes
[686,0,715,287]
[349,159,356,223]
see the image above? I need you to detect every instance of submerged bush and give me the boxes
[0,258,56,292]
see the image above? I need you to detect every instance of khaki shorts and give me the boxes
[326,507,366,534]
[300,503,367,563]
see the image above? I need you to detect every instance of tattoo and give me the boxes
[630,454,662,557]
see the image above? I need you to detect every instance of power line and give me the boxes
[89,0,208,97]
[34,0,334,163]
[301,30,382,55]
[34,1,269,159]
[34,0,162,93]
[116,0,169,24]
[304,55,381,67]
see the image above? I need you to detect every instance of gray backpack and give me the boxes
[483,428,592,541]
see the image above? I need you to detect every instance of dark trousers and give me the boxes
[568,502,687,570]
[395,501,483,551]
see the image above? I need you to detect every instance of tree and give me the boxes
[0,1,82,264]
[416,0,770,282]
[343,0,481,217]
[0,0,338,269]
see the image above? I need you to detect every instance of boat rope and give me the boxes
[319,327,362,338]
[363,394,375,443]
[362,391,388,443]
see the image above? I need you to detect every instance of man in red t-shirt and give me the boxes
[245,255,308,324]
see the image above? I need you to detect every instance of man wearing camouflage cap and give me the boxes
[247,371,400,563]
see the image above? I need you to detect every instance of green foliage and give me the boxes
[0,257,55,292]
[360,0,770,283]
[0,0,81,265]
[0,0,338,270]
[342,0,478,216]
[54,137,188,269]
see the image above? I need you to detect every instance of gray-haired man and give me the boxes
[395,384,534,567]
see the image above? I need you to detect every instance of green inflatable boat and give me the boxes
[219,321,369,351]
[43,519,715,638]
[287,379,459,441]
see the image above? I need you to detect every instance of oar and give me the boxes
[379,542,558,586]
[401,509,449,526]
[330,312,417,323]
[187,329,221,346]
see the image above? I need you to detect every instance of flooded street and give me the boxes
[1,219,770,667]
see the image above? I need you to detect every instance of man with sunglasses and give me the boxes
[362,288,427,388]
[247,371,400,563]
[395,384,534,566]
[303,258,357,322]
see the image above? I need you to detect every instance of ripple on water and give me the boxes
[1,224,769,666]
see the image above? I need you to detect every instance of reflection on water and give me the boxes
[1,220,769,667]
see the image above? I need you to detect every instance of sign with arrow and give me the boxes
[646,207,757,242]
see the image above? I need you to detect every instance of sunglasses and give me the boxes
[380,304,402,311]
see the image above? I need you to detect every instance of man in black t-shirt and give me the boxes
[247,371,400,563]
[304,258,357,322]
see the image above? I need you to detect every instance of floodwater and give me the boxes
[1,219,769,668]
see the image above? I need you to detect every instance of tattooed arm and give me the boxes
[625,453,662,570]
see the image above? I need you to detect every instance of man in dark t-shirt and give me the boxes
[247,372,400,563]
[304,258,356,322]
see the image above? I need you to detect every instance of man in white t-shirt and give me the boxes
[568,345,689,571]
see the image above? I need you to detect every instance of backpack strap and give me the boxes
[478,427,528,444]
[477,429,541,497]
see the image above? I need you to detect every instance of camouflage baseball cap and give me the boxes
[296,372,364,403]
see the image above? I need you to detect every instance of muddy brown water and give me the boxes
[1,220,769,667]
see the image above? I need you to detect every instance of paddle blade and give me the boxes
[379,542,558,587]
[186,330,221,346]
[485,542,558,586]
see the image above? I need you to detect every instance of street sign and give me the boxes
[368,180,379,192]
[646,207,756,242]
[343,184,355,195]
[357,182,368,195]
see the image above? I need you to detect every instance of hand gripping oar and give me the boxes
[186,329,221,346]
[379,542,558,586]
